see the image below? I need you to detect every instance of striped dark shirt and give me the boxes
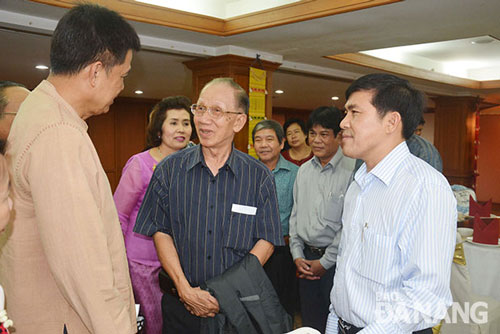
[134,145,283,285]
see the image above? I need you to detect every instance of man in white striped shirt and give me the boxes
[327,73,456,334]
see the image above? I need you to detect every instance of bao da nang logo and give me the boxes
[375,292,488,325]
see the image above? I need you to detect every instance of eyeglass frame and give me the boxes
[190,104,244,118]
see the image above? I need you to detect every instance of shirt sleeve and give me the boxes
[361,181,456,334]
[113,155,146,237]
[320,232,341,270]
[134,161,171,237]
[289,170,305,260]
[27,125,135,334]
[255,172,284,246]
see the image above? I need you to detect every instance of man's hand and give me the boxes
[178,286,219,318]
[309,259,326,277]
[294,258,320,280]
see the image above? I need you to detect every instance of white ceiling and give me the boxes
[1,0,500,110]
[362,36,500,81]
[135,0,301,19]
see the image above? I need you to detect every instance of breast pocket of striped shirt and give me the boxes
[223,211,257,252]
[355,229,396,285]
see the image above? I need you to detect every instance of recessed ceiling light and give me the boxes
[35,65,49,70]
[331,96,339,100]
[134,90,144,95]
[275,89,284,94]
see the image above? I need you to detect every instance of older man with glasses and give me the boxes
[0,81,29,153]
[135,77,286,333]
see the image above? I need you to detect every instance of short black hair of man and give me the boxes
[306,106,343,137]
[345,73,425,140]
[252,119,285,144]
[50,4,140,75]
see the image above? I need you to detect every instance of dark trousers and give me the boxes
[161,292,201,334]
[298,247,336,334]
[338,319,433,334]
[263,244,297,318]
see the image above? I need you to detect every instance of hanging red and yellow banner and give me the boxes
[248,67,267,158]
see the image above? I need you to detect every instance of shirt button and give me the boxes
[207,255,211,260]
[211,179,215,183]
[210,205,214,209]
[208,230,212,234]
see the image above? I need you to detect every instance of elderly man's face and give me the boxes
[194,83,246,150]
[0,86,30,140]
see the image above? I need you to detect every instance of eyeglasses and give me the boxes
[190,104,243,119]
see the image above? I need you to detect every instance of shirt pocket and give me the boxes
[355,229,396,285]
[323,193,344,225]
[223,211,256,252]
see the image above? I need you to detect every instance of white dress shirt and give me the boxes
[327,142,456,334]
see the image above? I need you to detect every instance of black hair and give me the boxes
[202,77,249,115]
[252,119,285,143]
[145,96,195,149]
[306,106,343,136]
[283,118,307,136]
[50,3,140,75]
[345,73,425,139]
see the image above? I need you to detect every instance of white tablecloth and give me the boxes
[441,236,500,334]
[463,241,500,303]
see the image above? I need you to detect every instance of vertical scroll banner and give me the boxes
[248,67,267,158]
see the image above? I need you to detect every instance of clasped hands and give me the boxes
[295,258,326,280]
[179,286,219,318]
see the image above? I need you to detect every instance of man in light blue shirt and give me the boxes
[290,107,355,333]
[253,119,299,318]
[327,73,456,334]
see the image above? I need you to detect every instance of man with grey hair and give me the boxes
[135,78,285,333]
[0,81,29,153]
[252,119,299,318]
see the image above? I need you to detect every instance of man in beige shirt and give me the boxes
[0,4,140,333]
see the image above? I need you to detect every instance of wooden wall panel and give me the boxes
[114,98,156,183]
[87,109,115,172]
[476,114,500,205]
[87,97,158,192]
[272,107,312,125]
[434,96,477,187]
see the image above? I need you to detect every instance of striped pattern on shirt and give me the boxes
[327,142,456,334]
[134,145,283,286]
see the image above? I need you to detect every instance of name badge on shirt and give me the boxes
[231,204,257,215]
